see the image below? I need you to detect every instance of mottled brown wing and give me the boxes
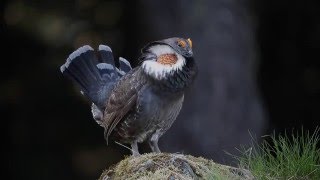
[103,68,145,143]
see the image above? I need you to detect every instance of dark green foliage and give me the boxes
[235,128,320,180]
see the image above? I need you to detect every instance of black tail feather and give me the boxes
[60,44,133,109]
[80,47,102,82]
[119,57,132,73]
[66,58,91,88]
[61,45,109,107]
[61,45,101,96]
[99,45,115,66]
[97,63,116,77]
[61,65,89,93]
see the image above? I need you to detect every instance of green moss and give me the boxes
[99,153,253,180]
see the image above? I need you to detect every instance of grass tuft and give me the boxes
[234,127,320,180]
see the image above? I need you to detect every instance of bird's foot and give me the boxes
[131,141,140,157]
[132,151,141,157]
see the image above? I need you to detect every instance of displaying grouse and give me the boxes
[60,37,197,156]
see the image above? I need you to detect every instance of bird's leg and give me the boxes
[149,131,162,153]
[131,141,140,156]
[149,138,161,153]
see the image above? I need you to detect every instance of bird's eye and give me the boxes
[177,39,186,48]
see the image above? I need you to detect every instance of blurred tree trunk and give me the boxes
[138,0,266,163]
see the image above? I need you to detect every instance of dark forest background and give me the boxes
[2,0,319,179]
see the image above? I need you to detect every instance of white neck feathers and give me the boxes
[142,45,186,80]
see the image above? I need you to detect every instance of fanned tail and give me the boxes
[60,44,132,110]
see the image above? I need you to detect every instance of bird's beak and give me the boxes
[187,38,192,48]
[186,38,193,57]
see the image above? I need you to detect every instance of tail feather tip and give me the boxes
[68,45,94,62]
[119,57,132,72]
[60,64,66,73]
[99,45,112,52]
[97,63,114,70]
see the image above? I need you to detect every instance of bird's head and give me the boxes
[140,37,194,80]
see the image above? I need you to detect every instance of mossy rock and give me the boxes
[99,153,254,180]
